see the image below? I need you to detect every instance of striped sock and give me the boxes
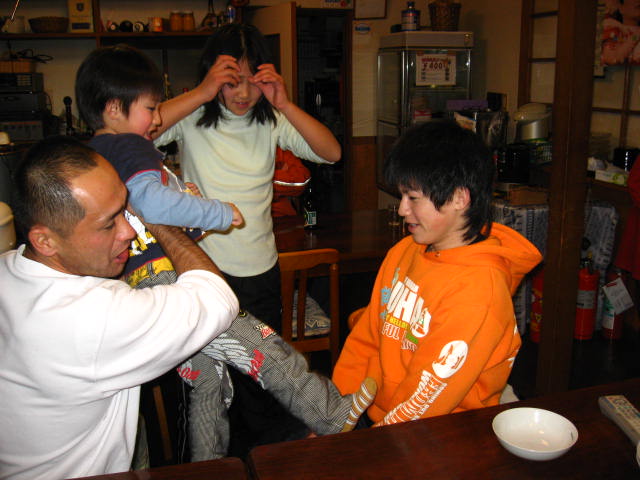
[341,377,377,432]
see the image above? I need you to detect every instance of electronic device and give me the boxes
[0,73,44,93]
[0,92,48,116]
[0,119,44,142]
[599,395,640,446]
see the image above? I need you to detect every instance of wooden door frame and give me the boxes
[519,0,598,395]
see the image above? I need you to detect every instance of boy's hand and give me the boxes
[200,55,241,100]
[184,182,202,197]
[249,63,290,111]
[126,201,142,221]
[228,203,245,227]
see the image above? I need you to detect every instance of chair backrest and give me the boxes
[278,248,340,366]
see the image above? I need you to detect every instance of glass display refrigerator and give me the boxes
[377,31,474,191]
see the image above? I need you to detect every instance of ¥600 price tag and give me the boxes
[416,53,456,86]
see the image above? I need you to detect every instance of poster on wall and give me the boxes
[415,53,456,86]
[601,0,640,66]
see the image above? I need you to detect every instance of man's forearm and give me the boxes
[146,224,223,278]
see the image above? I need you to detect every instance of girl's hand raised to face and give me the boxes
[200,55,242,101]
[249,63,290,110]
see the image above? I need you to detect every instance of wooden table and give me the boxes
[247,378,640,479]
[274,210,405,274]
[70,458,247,480]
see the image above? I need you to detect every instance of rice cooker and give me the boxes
[514,103,551,141]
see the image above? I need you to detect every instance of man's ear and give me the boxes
[28,225,60,257]
[453,187,471,210]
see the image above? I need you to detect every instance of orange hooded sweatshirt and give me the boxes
[333,223,542,426]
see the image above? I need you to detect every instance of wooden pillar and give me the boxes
[536,0,598,395]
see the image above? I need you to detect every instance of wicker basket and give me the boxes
[29,16,69,34]
[0,59,36,73]
[428,2,461,31]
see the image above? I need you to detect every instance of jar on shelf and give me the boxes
[149,16,163,33]
[169,11,183,31]
[182,11,196,31]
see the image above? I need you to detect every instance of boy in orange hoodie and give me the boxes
[332,120,542,427]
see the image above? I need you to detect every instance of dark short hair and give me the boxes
[196,23,276,128]
[12,136,98,243]
[383,120,494,242]
[75,44,164,130]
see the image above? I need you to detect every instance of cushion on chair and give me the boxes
[291,291,331,337]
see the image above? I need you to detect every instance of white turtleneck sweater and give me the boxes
[155,105,330,277]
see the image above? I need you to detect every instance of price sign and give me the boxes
[416,53,456,86]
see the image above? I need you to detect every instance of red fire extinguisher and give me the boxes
[575,255,599,340]
[529,267,544,343]
[602,268,623,340]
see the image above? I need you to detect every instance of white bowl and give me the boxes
[492,407,578,461]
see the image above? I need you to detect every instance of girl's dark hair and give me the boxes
[75,44,164,130]
[196,23,277,128]
[383,120,495,242]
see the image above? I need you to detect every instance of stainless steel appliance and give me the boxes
[514,103,551,142]
[0,72,55,142]
[376,31,473,191]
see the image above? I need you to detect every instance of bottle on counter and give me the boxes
[226,4,237,24]
[401,1,420,31]
[163,73,174,100]
[303,183,318,230]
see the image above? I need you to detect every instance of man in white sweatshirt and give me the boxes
[0,136,376,480]
[0,136,239,480]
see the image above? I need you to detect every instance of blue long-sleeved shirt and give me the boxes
[89,133,233,280]
[90,133,233,231]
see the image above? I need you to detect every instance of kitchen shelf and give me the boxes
[1,31,214,41]
[1,33,97,40]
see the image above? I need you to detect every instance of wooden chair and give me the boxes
[278,248,341,366]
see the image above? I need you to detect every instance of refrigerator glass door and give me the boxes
[409,48,471,119]
[377,51,402,125]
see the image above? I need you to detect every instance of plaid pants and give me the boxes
[179,310,351,461]
[133,267,351,461]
